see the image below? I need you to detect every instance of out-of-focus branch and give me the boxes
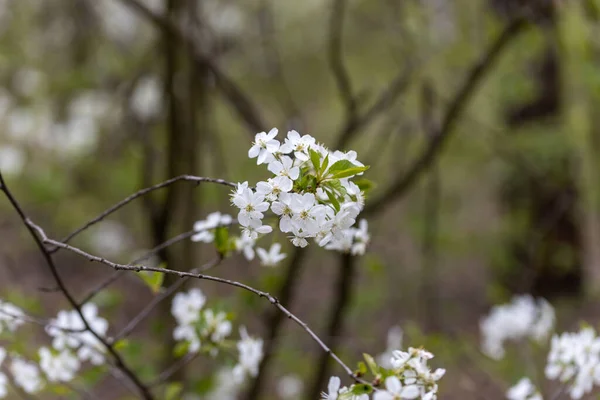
[307,252,356,399]
[119,0,266,133]
[0,172,154,400]
[328,0,358,125]
[51,175,235,252]
[419,81,441,332]
[335,62,413,149]
[363,17,529,218]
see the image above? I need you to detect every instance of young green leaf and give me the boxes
[351,384,373,395]
[137,270,164,294]
[310,149,321,172]
[325,188,341,212]
[165,382,184,400]
[214,226,230,255]
[320,153,330,175]
[331,165,369,179]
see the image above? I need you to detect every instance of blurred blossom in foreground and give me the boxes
[480,294,555,360]
[506,377,542,400]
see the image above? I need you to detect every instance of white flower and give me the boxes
[290,193,326,234]
[172,289,206,326]
[268,156,300,181]
[0,301,25,333]
[202,310,232,343]
[506,377,543,400]
[256,176,293,202]
[257,243,287,267]
[321,376,341,400]
[207,367,242,399]
[374,376,420,400]
[173,324,201,353]
[545,327,600,399]
[231,186,270,227]
[271,193,295,233]
[10,358,43,394]
[234,327,263,378]
[38,347,80,382]
[241,222,273,240]
[248,128,280,165]
[480,295,555,360]
[280,130,315,161]
[192,211,232,243]
[0,371,6,399]
[45,303,108,365]
[234,234,256,261]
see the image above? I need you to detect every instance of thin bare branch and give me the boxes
[0,172,154,400]
[52,175,235,252]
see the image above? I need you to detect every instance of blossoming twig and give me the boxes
[0,172,155,400]
[26,219,368,386]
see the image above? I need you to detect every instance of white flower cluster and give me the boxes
[0,302,109,397]
[506,377,543,400]
[323,347,444,400]
[171,288,232,354]
[205,327,264,399]
[545,327,600,399]
[0,300,25,333]
[45,303,109,366]
[231,128,370,254]
[480,294,555,360]
[322,376,368,400]
[192,211,233,243]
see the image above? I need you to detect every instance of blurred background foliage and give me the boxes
[1,0,600,398]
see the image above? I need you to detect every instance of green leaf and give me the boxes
[325,188,341,212]
[363,353,379,376]
[113,339,130,352]
[173,341,190,358]
[331,166,369,179]
[310,149,321,172]
[351,383,372,395]
[353,178,374,193]
[137,269,164,294]
[357,361,368,375]
[214,226,230,255]
[326,160,355,175]
[320,154,330,175]
[165,382,184,400]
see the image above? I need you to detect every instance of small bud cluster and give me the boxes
[480,294,555,360]
[230,128,370,253]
